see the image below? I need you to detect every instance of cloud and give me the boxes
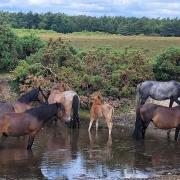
[0,0,180,18]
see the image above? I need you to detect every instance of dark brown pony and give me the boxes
[138,103,180,141]
[0,103,64,149]
[0,87,48,116]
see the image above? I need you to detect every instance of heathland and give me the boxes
[0,25,179,111]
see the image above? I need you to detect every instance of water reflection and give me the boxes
[0,122,180,179]
[0,146,43,179]
[41,127,151,179]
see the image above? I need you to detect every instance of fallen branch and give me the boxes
[42,65,58,81]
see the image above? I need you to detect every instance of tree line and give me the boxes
[0,11,180,36]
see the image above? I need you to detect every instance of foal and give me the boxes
[139,103,180,141]
[88,94,114,136]
[0,103,64,149]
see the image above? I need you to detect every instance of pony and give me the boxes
[138,103,180,141]
[133,80,180,139]
[48,83,80,128]
[0,103,64,149]
[0,87,48,116]
[88,94,114,136]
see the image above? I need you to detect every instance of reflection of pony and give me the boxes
[88,132,112,161]
[88,94,114,136]
[0,103,64,149]
[0,87,47,116]
[138,103,180,141]
[48,83,80,128]
[133,80,180,139]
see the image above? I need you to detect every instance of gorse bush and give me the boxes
[0,24,19,71]
[0,24,46,72]
[18,34,46,59]
[13,39,154,98]
[153,47,180,81]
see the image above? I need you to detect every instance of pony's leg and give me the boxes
[175,127,179,141]
[96,120,99,132]
[174,98,180,105]
[27,135,35,150]
[167,99,174,138]
[106,119,113,136]
[0,133,8,143]
[108,122,113,136]
[88,118,94,132]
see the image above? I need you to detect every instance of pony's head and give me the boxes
[90,91,103,105]
[37,87,49,103]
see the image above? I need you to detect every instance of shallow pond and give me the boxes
[0,120,180,179]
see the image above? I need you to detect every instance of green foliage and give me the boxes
[12,60,44,81]
[18,34,46,58]
[0,24,19,71]
[0,24,46,72]
[13,40,153,98]
[153,47,180,81]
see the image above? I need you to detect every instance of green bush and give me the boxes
[153,47,180,81]
[0,24,19,71]
[0,24,46,72]
[13,39,154,98]
[18,34,46,59]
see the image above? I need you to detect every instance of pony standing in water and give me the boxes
[133,80,180,139]
[48,83,80,128]
[88,93,114,136]
[138,103,180,141]
[0,87,47,116]
[0,103,64,149]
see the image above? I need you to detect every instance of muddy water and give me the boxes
[0,120,180,179]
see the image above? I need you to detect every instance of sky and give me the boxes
[0,0,180,18]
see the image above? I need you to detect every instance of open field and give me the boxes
[13,28,180,58]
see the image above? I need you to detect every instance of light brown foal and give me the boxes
[88,94,114,136]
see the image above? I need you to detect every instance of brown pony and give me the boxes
[0,103,64,149]
[0,87,47,116]
[138,103,180,141]
[88,94,114,136]
[48,83,80,128]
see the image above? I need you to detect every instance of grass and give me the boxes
[13,28,180,58]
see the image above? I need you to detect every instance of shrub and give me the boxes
[0,24,19,71]
[153,47,180,81]
[18,34,46,59]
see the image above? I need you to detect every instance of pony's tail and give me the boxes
[133,83,143,139]
[136,83,141,111]
[133,105,143,140]
[72,94,80,128]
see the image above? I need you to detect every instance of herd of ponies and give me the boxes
[0,80,179,149]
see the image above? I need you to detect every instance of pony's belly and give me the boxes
[152,116,176,129]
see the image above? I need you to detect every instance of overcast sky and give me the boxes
[0,0,180,18]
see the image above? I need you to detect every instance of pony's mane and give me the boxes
[26,103,58,121]
[18,89,39,103]
[51,82,71,92]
